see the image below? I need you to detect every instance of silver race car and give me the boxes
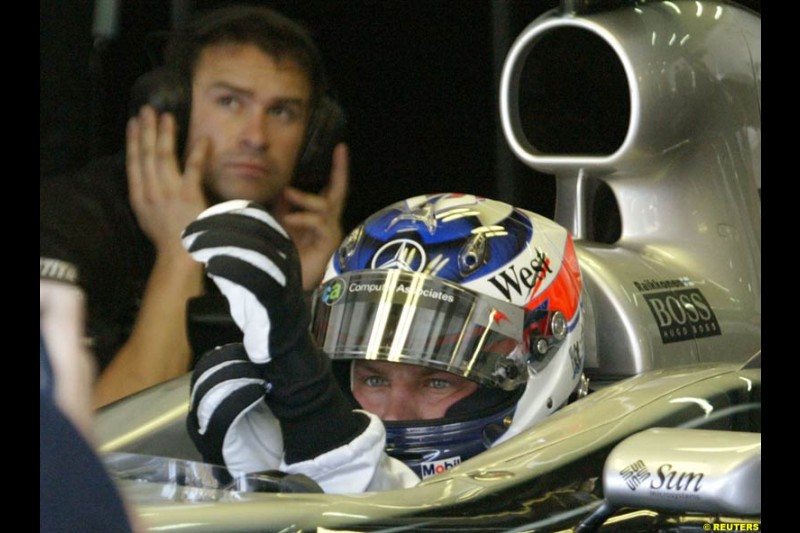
[97,1,761,531]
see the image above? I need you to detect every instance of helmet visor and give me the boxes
[311,270,527,390]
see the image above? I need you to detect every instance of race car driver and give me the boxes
[183,192,587,493]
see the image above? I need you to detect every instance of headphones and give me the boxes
[128,63,347,194]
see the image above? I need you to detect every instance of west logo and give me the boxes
[487,249,552,300]
[643,288,721,344]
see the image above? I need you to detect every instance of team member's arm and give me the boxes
[94,106,210,407]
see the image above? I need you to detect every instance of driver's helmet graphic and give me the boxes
[311,193,585,478]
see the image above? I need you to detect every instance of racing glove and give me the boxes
[187,342,275,468]
[182,200,367,465]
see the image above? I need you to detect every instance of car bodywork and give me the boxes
[96,1,761,530]
[498,0,761,381]
[101,357,760,531]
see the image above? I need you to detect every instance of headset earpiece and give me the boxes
[128,66,190,159]
[292,95,347,194]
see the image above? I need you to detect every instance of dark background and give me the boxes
[40,0,760,233]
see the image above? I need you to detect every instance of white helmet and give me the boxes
[310,193,585,475]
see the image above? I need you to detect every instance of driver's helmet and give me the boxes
[310,193,585,479]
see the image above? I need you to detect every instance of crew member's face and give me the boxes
[351,360,479,421]
[187,43,311,207]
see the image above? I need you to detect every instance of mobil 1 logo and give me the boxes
[636,279,721,344]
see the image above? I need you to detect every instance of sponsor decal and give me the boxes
[619,460,651,491]
[622,461,706,500]
[635,279,720,343]
[345,280,455,303]
[487,248,552,301]
[372,239,426,272]
[649,463,704,492]
[420,456,462,479]
[393,283,455,302]
[642,289,721,343]
[320,278,346,305]
[634,277,692,291]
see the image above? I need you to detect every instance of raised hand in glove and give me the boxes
[181,199,307,365]
[182,200,367,466]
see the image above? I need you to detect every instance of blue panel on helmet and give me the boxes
[343,199,534,283]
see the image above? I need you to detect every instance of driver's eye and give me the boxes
[428,379,451,389]
[364,375,388,388]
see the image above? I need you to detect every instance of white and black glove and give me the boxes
[182,200,367,465]
[186,342,269,467]
[181,199,305,364]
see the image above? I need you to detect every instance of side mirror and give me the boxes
[603,428,761,516]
